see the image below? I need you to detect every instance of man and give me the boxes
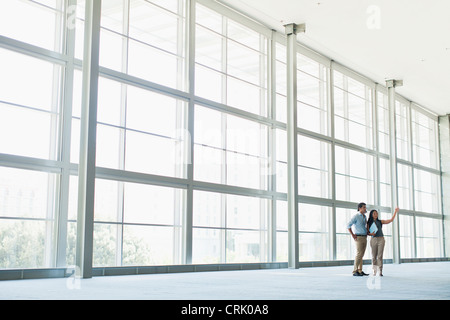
[347,202,369,276]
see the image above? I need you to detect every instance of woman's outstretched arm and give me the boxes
[382,207,399,224]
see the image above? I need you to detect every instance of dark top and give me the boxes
[369,219,383,237]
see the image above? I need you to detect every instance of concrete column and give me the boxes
[285,23,305,269]
[76,0,102,279]
[182,0,196,265]
[386,79,402,264]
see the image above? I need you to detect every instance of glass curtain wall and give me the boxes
[0,0,67,269]
[0,0,445,273]
[193,2,270,264]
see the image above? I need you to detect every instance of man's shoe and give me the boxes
[360,271,369,276]
[353,272,363,276]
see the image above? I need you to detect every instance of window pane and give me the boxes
[0,220,50,269]
[0,49,61,160]
[194,145,223,184]
[66,221,77,266]
[0,0,62,52]
[397,164,412,210]
[129,0,181,54]
[412,109,438,169]
[196,3,222,30]
[74,8,85,60]
[299,203,330,261]
[0,103,57,160]
[193,191,222,228]
[67,176,79,222]
[0,48,60,112]
[100,0,125,33]
[377,92,390,154]
[275,199,288,262]
[194,106,268,189]
[125,130,184,177]
[0,167,57,219]
[95,77,188,177]
[0,167,57,269]
[122,225,179,266]
[299,203,329,233]
[400,215,414,258]
[297,54,328,135]
[193,228,221,264]
[414,169,440,214]
[71,118,81,164]
[333,71,372,148]
[193,104,223,184]
[227,41,262,85]
[299,233,329,261]
[227,77,264,115]
[195,4,267,116]
[94,179,121,223]
[126,86,181,138]
[226,230,263,263]
[92,179,185,267]
[298,135,330,198]
[276,231,288,262]
[276,200,288,231]
[193,190,222,264]
[123,182,182,226]
[196,26,223,71]
[97,77,123,126]
[275,129,287,193]
[128,39,180,89]
[298,102,328,135]
[227,194,265,230]
[379,157,391,207]
[93,223,119,267]
[227,19,261,51]
[396,100,410,161]
[192,190,268,264]
[195,65,223,102]
[335,146,374,203]
[99,29,125,71]
[194,105,222,148]
[415,217,442,258]
[99,0,186,91]
[275,43,287,123]
[96,124,122,169]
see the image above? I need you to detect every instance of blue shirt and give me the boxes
[347,213,367,235]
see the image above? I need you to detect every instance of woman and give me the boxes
[367,207,399,276]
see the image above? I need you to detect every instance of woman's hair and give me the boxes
[367,209,378,229]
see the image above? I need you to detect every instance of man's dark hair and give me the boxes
[357,202,366,211]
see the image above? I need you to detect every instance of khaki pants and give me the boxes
[353,236,367,274]
[370,236,385,274]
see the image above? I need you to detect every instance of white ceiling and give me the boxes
[218,0,450,116]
